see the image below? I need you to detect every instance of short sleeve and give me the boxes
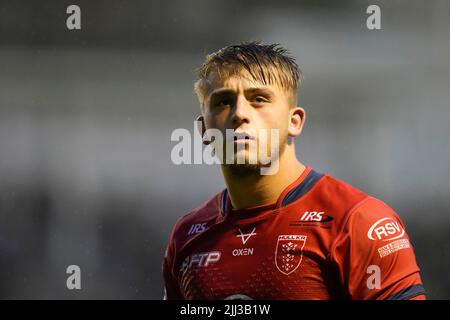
[331,197,426,300]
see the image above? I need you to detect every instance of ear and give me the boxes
[195,115,210,145]
[288,107,306,138]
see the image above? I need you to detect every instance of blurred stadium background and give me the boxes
[0,0,449,299]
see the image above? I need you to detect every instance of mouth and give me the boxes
[233,132,256,142]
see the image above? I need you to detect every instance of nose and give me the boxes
[231,94,250,127]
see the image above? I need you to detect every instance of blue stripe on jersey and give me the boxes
[281,169,324,207]
[220,189,228,216]
[386,284,426,300]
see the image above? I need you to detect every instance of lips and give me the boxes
[231,132,256,142]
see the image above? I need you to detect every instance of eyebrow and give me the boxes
[244,87,275,97]
[208,87,275,101]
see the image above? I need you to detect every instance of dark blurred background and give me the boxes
[0,0,449,299]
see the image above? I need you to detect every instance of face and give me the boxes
[200,69,301,175]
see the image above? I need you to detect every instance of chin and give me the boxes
[225,163,262,177]
[233,151,259,166]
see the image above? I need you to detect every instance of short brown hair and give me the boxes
[194,41,303,106]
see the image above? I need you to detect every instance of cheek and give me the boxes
[205,110,227,129]
[260,107,289,130]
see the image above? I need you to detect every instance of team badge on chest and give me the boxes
[275,235,307,275]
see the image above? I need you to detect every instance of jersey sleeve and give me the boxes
[162,223,183,300]
[331,197,426,300]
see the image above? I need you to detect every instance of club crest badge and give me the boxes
[275,235,307,275]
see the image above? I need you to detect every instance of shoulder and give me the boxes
[308,171,370,221]
[320,172,404,234]
[323,175,410,259]
[168,190,225,247]
[310,171,403,234]
[319,172,369,202]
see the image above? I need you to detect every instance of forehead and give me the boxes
[203,69,284,99]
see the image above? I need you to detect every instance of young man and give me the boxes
[162,42,425,300]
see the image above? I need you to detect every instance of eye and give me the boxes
[218,100,229,107]
[253,96,268,103]
[216,97,232,107]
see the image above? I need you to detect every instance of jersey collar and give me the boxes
[220,166,324,217]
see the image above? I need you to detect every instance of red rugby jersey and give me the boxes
[162,167,425,300]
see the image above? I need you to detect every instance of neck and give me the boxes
[221,148,306,210]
